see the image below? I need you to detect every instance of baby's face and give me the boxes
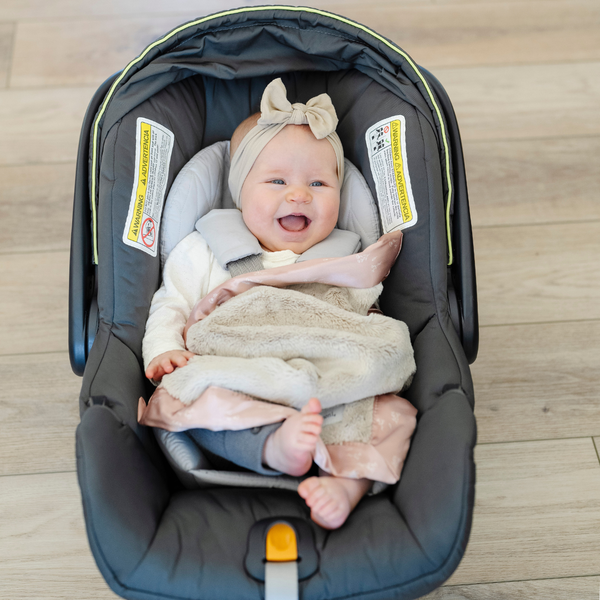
[240,125,341,254]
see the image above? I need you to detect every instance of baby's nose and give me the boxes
[286,186,311,204]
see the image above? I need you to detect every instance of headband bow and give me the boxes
[258,79,339,139]
[228,78,345,208]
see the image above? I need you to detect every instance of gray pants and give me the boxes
[187,423,283,475]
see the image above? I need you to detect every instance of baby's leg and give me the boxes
[262,398,323,477]
[187,422,284,474]
[298,474,372,530]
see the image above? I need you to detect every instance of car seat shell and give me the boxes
[69,7,478,599]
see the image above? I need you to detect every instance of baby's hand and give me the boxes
[146,350,194,382]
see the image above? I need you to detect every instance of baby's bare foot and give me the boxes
[262,398,323,476]
[297,475,372,529]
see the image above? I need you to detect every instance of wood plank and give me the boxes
[0,0,426,21]
[422,576,600,599]
[0,251,69,355]
[447,438,600,585]
[0,22,14,88]
[10,15,199,88]
[9,2,600,87]
[474,221,600,327]
[473,321,600,444]
[0,0,586,21]
[0,353,81,476]
[0,87,94,166]
[435,62,600,141]
[464,137,600,228]
[0,471,117,599]
[338,1,600,69]
[0,163,75,253]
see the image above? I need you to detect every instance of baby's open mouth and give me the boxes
[278,215,310,232]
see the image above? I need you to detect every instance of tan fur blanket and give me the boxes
[163,283,414,409]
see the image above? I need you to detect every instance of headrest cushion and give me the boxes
[160,140,382,265]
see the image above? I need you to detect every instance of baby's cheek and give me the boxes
[324,199,341,227]
[246,210,271,233]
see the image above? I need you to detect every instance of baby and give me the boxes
[144,79,373,529]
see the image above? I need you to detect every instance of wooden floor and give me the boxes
[1,0,599,598]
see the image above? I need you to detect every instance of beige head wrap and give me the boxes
[229,78,345,209]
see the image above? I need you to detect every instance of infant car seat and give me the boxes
[69,6,478,600]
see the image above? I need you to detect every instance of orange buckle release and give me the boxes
[266,522,298,562]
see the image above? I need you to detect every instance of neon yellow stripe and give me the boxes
[91,5,453,265]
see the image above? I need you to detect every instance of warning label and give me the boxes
[123,118,174,257]
[365,116,417,234]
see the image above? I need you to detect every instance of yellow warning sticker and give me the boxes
[366,115,417,234]
[123,118,174,257]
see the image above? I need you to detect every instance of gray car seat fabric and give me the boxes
[73,7,476,600]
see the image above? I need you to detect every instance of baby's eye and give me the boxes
[270,179,285,185]
[310,181,324,187]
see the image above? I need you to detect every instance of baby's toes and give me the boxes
[311,492,336,514]
[306,487,331,510]
[315,500,338,520]
[299,422,322,438]
[301,413,323,426]
[301,398,322,414]
[298,477,322,500]
[297,433,318,448]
